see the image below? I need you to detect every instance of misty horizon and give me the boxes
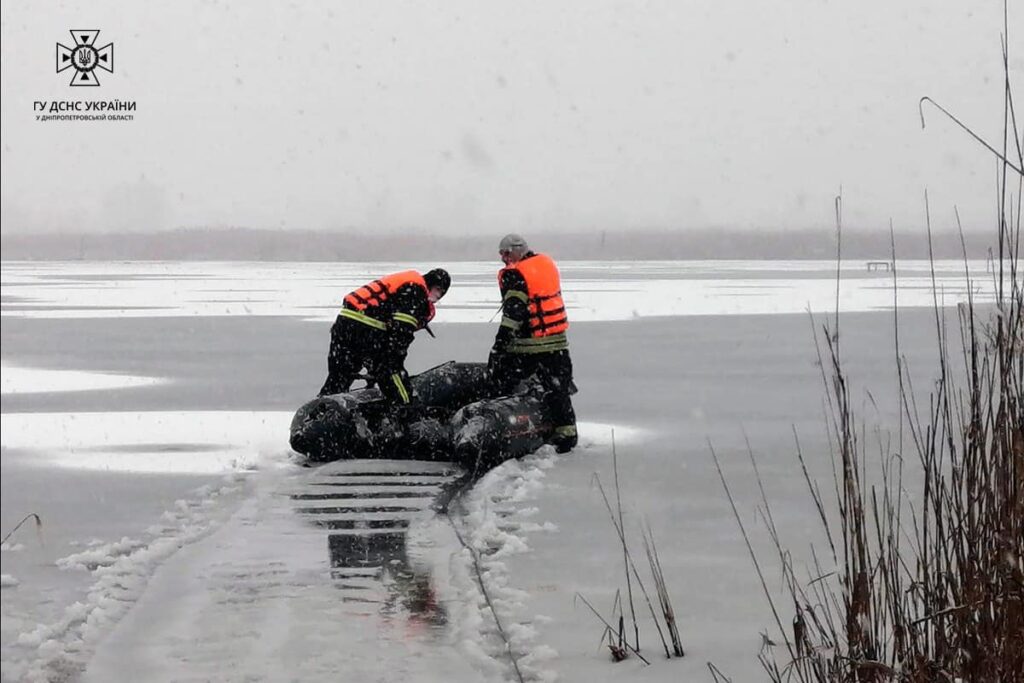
[0,225,1003,261]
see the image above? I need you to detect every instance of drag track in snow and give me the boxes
[69,455,567,683]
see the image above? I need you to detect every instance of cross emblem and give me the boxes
[56,30,114,86]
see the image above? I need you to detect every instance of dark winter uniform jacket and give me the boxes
[489,252,577,450]
[320,273,433,404]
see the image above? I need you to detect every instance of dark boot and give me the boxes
[551,424,578,453]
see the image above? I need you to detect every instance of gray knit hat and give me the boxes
[498,233,529,259]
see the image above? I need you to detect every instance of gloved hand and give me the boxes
[487,349,504,379]
[389,400,420,427]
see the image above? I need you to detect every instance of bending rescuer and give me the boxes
[488,234,578,453]
[319,268,451,406]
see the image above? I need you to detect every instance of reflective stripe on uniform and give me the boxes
[340,307,388,330]
[392,312,419,327]
[391,373,410,403]
[506,332,568,353]
[554,425,577,436]
[503,289,529,303]
[500,316,522,330]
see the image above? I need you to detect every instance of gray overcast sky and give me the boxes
[1,1,1020,235]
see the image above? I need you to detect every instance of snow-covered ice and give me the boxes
[1,364,166,396]
[1,411,291,474]
[0,259,997,321]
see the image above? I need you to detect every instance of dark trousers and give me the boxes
[492,349,577,443]
[319,316,410,406]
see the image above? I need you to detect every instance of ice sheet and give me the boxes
[1,260,1003,682]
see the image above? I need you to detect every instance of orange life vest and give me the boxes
[344,270,427,311]
[499,253,569,337]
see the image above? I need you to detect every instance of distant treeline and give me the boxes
[0,227,1000,261]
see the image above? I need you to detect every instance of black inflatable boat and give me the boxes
[289,362,560,469]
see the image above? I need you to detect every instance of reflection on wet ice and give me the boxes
[290,463,464,631]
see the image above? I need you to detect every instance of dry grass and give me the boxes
[576,433,686,664]
[0,513,43,546]
[753,211,1022,682]
[719,14,1022,680]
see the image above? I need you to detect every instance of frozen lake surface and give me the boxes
[0,258,996,320]
[1,260,994,682]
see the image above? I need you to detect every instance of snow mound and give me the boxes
[415,448,563,682]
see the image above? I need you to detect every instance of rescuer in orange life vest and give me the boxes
[488,234,578,453]
[319,268,451,406]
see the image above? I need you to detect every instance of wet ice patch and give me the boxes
[0,411,292,474]
[79,460,492,683]
[0,363,165,395]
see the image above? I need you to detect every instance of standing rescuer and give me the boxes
[489,234,578,453]
[319,268,451,407]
